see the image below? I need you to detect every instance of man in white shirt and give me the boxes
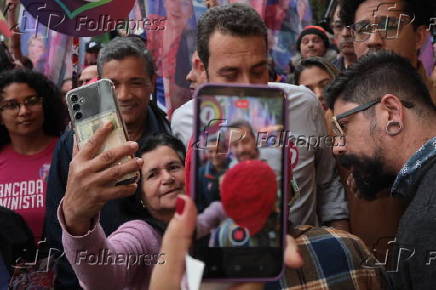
[172,3,349,229]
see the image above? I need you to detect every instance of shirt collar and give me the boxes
[392,137,436,199]
[137,105,166,145]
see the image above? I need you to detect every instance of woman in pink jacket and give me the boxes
[60,131,188,290]
[60,130,226,289]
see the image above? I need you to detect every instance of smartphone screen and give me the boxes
[192,84,287,280]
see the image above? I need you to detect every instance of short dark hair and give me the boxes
[228,120,256,140]
[0,69,66,149]
[329,0,340,23]
[136,133,186,163]
[197,3,267,71]
[294,56,339,85]
[339,0,435,28]
[97,37,155,80]
[325,51,435,115]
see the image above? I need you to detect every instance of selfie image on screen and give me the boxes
[195,94,284,248]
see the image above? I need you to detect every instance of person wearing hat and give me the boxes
[84,41,101,66]
[298,26,330,59]
[289,25,337,78]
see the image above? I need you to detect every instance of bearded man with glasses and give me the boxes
[340,0,435,101]
[335,0,435,264]
[326,51,436,289]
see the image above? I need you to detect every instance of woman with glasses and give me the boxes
[0,69,65,242]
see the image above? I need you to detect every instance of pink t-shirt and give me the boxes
[0,138,58,242]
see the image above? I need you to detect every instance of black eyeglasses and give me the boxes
[349,15,412,42]
[332,98,414,136]
[0,95,43,113]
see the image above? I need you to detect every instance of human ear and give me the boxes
[380,94,405,136]
[380,94,404,121]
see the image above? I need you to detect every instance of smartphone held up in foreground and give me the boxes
[65,78,138,185]
[191,83,288,281]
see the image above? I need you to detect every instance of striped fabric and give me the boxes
[281,225,389,290]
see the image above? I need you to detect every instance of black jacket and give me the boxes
[389,138,436,289]
[0,206,36,276]
[44,104,170,289]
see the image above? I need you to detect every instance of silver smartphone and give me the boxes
[65,79,138,185]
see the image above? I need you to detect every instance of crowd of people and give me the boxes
[0,0,435,289]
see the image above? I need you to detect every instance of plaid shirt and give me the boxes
[280,225,389,290]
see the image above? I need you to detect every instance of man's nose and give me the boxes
[116,84,132,101]
[237,73,251,84]
[341,26,352,38]
[332,136,347,156]
[366,30,384,49]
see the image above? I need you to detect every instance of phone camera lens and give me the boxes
[75,112,83,120]
[72,104,80,111]
[71,95,78,103]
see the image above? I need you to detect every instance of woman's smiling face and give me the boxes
[140,145,185,215]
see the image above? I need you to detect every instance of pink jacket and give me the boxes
[58,201,226,289]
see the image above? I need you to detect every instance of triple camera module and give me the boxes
[71,94,83,120]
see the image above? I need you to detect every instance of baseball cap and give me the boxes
[85,41,101,53]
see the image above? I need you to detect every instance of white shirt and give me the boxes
[171,82,348,226]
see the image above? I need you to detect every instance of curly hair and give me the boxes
[0,69,66,149]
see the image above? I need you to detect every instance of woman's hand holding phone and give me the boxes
[149,195,303,290]
[62,122,143,236]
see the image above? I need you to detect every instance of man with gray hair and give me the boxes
[44,36,170,289]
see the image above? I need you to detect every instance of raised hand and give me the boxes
[62,122,143,235]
